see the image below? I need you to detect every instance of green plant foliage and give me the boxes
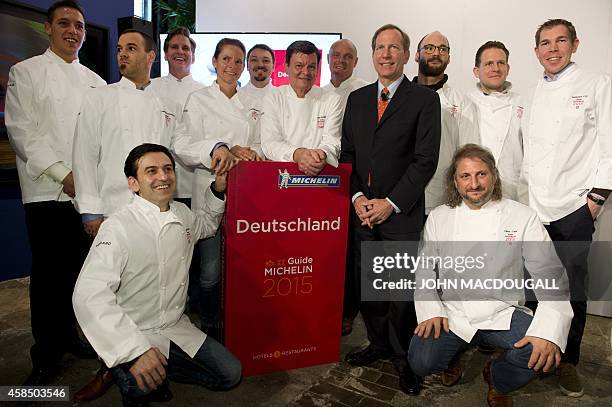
[156,0,196,32]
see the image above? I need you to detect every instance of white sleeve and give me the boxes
[72,90,103,214]
[318,93,342,167]
[260,91,298,162]
[414,214,448,322]
[593,74,612,189]
[72,219,152,367]
[171,93,219,170]
[5,64,62,180]
[191,181,226,240]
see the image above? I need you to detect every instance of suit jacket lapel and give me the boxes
[364,83,379,136]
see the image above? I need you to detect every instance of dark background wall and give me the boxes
[0,0,134,281]
[19,0,134,83]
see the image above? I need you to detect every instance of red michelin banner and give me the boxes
[223,161,351,376]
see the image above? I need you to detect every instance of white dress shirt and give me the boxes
[5,48,105,204]
[260,85,343,166]
[72,77,181,216]
[73,188,224,368]
[468,84,523,200]
[415,198,573,351]
[150,74,206,199]
[425,83,480,212]
[521,64,612,222]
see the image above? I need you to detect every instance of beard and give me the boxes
[418,56,448,77]
[459,187,493,208]
[251,67,270,82]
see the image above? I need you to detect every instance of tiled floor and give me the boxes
[1,278,610,406]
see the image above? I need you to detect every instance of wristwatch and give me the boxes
[587,192,606,206]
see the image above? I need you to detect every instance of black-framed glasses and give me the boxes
[419,44,450,55]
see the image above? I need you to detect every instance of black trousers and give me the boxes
[544,204,595,366]
[24,200,90,369]
[353,219,419,370]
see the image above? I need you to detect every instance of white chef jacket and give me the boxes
[150,74,206,199]
[5,48,106,204]
[72,77,181,216]
[425,83,480,212]
[260,85,343,166]
[73,187,224,368]
[322,75,369,115]
[521,64,612,222]
[468,84,523,200]
[239,81,275,159]
[415,198,573,351]
[173,81,257,190]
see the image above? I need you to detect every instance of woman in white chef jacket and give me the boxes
[186,38,264,338]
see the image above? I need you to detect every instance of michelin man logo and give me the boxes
[278,169,291,189]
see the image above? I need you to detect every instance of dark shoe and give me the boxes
[477,343,497,354]
[441,365,462,386]
[341,318,353,336]
[73,370,114,403]
[68,338,98,359]
[23,367,58,386]
[399,365,421,396]
[483,360,513,407]
[558,362,584,397]
[148,382,173,402]
[345,345,390,366]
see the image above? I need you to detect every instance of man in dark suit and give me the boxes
[340,24,441,396]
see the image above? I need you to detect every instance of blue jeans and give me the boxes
[110,337,241,406]
[408,309,535,394]
[198,231,221,332]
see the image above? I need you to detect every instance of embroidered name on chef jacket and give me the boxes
[503,229,518,242]
[570,95,588,110]
[316,116,326,129]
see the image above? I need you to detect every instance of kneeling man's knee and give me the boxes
[219,356,242,389]
[407,336,437,377]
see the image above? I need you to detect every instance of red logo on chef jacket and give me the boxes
[271,49,322,87]
[185,227,192,244]
[516,106,524,119]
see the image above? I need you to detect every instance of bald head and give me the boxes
[329,39,358,56]
[417,31,449,50]
[327,38,359,87]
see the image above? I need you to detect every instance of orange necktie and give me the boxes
[377,87,390,122]
[369,88,390,187]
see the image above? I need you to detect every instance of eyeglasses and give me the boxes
[419,44,450,55]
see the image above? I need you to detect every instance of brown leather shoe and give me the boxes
[73,370,113,403]
[441,365,462,386]
[341,318,353,336]
[483,360,513,407]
